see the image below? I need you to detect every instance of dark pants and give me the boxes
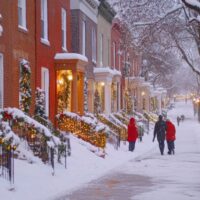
[129,141,136,152]
[158,140,165,155]
[167,141,175,154]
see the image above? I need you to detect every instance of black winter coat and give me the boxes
[153,120,167,141]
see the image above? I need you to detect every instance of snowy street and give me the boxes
[57,101,200,200]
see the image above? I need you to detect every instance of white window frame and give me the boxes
[119,49,121,70]
[113,42,116,69]
[41,67,49,116]
[92,28,96,63]
[100,33,103,66]
[82,20,86,56]
[61,8,67,51]
[41,0,49,45]
[0,54,3,109]
[108,39,110,66]
[18,0,27,30]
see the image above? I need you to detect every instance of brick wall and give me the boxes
[0,0,36,113]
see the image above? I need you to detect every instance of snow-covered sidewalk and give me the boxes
[59,101,200,200]
[1,101,199,200]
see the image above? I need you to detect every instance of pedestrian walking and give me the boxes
[181,114,185,121]
[177,116,181,126]
[127,117,138,152]
[153,115,167,155]
[166,119,176,155]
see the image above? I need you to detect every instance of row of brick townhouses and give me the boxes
[0,0,167,124]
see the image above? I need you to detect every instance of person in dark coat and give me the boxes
[177,116,181,126]
[127,117,138,152]
[166,119,176,155]
[153,115,167,155]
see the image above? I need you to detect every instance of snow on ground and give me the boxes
[118,100,200,200]
[1,100,199,200]
[0,118,155,200]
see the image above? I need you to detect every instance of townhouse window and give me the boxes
[92,28,97,62]
[113,42,116,69]
[0,54,3,108]
[100,34,103,66]
[82,21,86,56]
[119,49,121,70]
[41,0,49,44]
[61,8,67,51]
[18,0,27,29]
[108,39,110,66]
[41,67,49,116]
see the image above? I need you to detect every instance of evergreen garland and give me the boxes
[57,74,70,113]
[19,59,32,113]
[35,87,46,118]
[94,89,101,115]
[84,77,88,113]
[125,89,133,115]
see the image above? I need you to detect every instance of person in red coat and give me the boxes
[127,117,138,152]
[166,119,176,155]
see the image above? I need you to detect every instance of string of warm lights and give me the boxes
[57,113,106,148]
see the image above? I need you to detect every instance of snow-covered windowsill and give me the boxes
[18,25,28,33]
[41,38,50,46]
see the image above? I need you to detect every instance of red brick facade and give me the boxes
[0,0,36,112]
[35,0,71,122]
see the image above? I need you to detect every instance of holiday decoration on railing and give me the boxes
[57,111,106,149]
[143,111,158,122]
[113,112,129,126]
[19,59,32,113]
[97,114,127,140]
[0,115,20,187]
[1,108,60,162]
[108,114,127,140]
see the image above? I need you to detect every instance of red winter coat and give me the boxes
[127,118,138,142]
[166,121,176,141]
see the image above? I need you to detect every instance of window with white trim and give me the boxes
[92,28,96,62]
[119,48,121,70]
[41,68,49,116]
[113,42,116,69]
[18,0,26,29]
[0,54,3,109]
[41,0,48,41]
[100,33,103,66]
[61,8,67,50]
[82,21,86,56]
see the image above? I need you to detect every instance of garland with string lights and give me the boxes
[94,89,101,115]
[19,60,32,113]
[57,74,70,113]
[84,77,88,113]
[125,89,133,115]
[57,112,106,148]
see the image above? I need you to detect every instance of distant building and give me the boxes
[70,0,99,113]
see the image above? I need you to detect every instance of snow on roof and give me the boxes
[54,53,88,62]
[94,67,121,76]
